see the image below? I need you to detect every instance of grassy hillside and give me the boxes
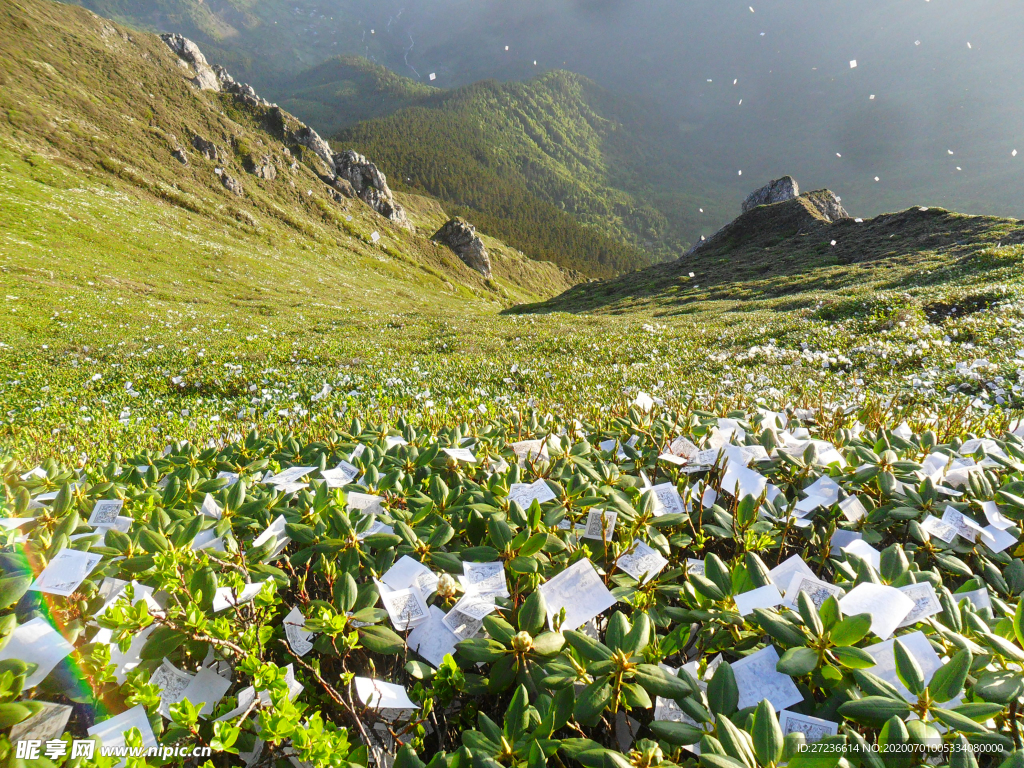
[331,71,718,277]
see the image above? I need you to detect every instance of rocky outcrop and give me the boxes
[742,176,800,213]
[216,169,243,196]
[160,34,409,223]
[172,148,188,165]
[432,218,492,278]
[191,135,221,162]
[804,189,849,222]
[687,178,851,256]
[290,126,336,172]
[160,33,219,91]
[245,155,277,180]
[333,150,409,227]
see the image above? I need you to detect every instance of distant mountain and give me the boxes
[275,56,437,137]
[328,69,722,277]
[60,0,385,83]
[528,179,1024,316]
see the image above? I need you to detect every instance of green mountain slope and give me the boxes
[0,0,577,327]
[330,70,717,277]
[526,189,1024,319]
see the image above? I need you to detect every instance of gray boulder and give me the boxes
[217,169,243,196]
[172,148,188,165]
[432,218,492,278]
[246,155,277,180]
[333,150,409,226]
[742,176,800,213]
[160,33,219,91]
[805,189,849,222]
[191,135,220,162]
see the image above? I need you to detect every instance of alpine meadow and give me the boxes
[3,3,1024,768]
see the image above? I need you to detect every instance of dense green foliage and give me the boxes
[334,72,714,277]
[7,406,1024,768]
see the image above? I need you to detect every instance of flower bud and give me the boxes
[511,631,534,653]
[436,573,458,598]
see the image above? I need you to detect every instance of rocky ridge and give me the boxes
[161,33,408,227]
[742,175,800,213]
[689,176,850,255]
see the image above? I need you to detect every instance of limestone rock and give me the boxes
[329,177,356,199]
[160,33,219,91]
[216,169,243,196]
[742,176,800,213]
[246,155,277,180]
[805,189,849,222]
[432,218,492,278]
[290,126,336,173]
[172,148,188,165]
[213,65,271,109]
[191,135,220,162]
[333,149,409,226]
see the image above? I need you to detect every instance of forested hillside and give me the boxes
[333,71,718,277]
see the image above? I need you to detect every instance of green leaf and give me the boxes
[752,609,807,646]
[691,574,727,602]
[0,702,36,730]
[394,746,427,768]
[358,625,405,655]
[405,661,435,680]
[927,648,972,703]
[564,630,613,661]
[456,638,507,663]
[973,671,1024,704]
[838,696,911,727]
[483,615,516,645]
[706,661,738,716]
[704,554,733,596]
[777,647,818,676]
[573,680,612,725]
[797,591,823,637]
[829,613,871,646]
[931,707,990,735]
[893,639,925,695]
[830,645,876,669]
[715,713,755,768]
[633,664,693,700]
[948,735,979,768]
[851,669,906,701]
[698,755,747,768]
[622,611,651,656]
[531,632,565,657]
[0,574,32,611]
[190,566,217,612]
[649,720,704,746]
[518,590,547,635]
[140,627,186,660]
[751,700,783,766]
